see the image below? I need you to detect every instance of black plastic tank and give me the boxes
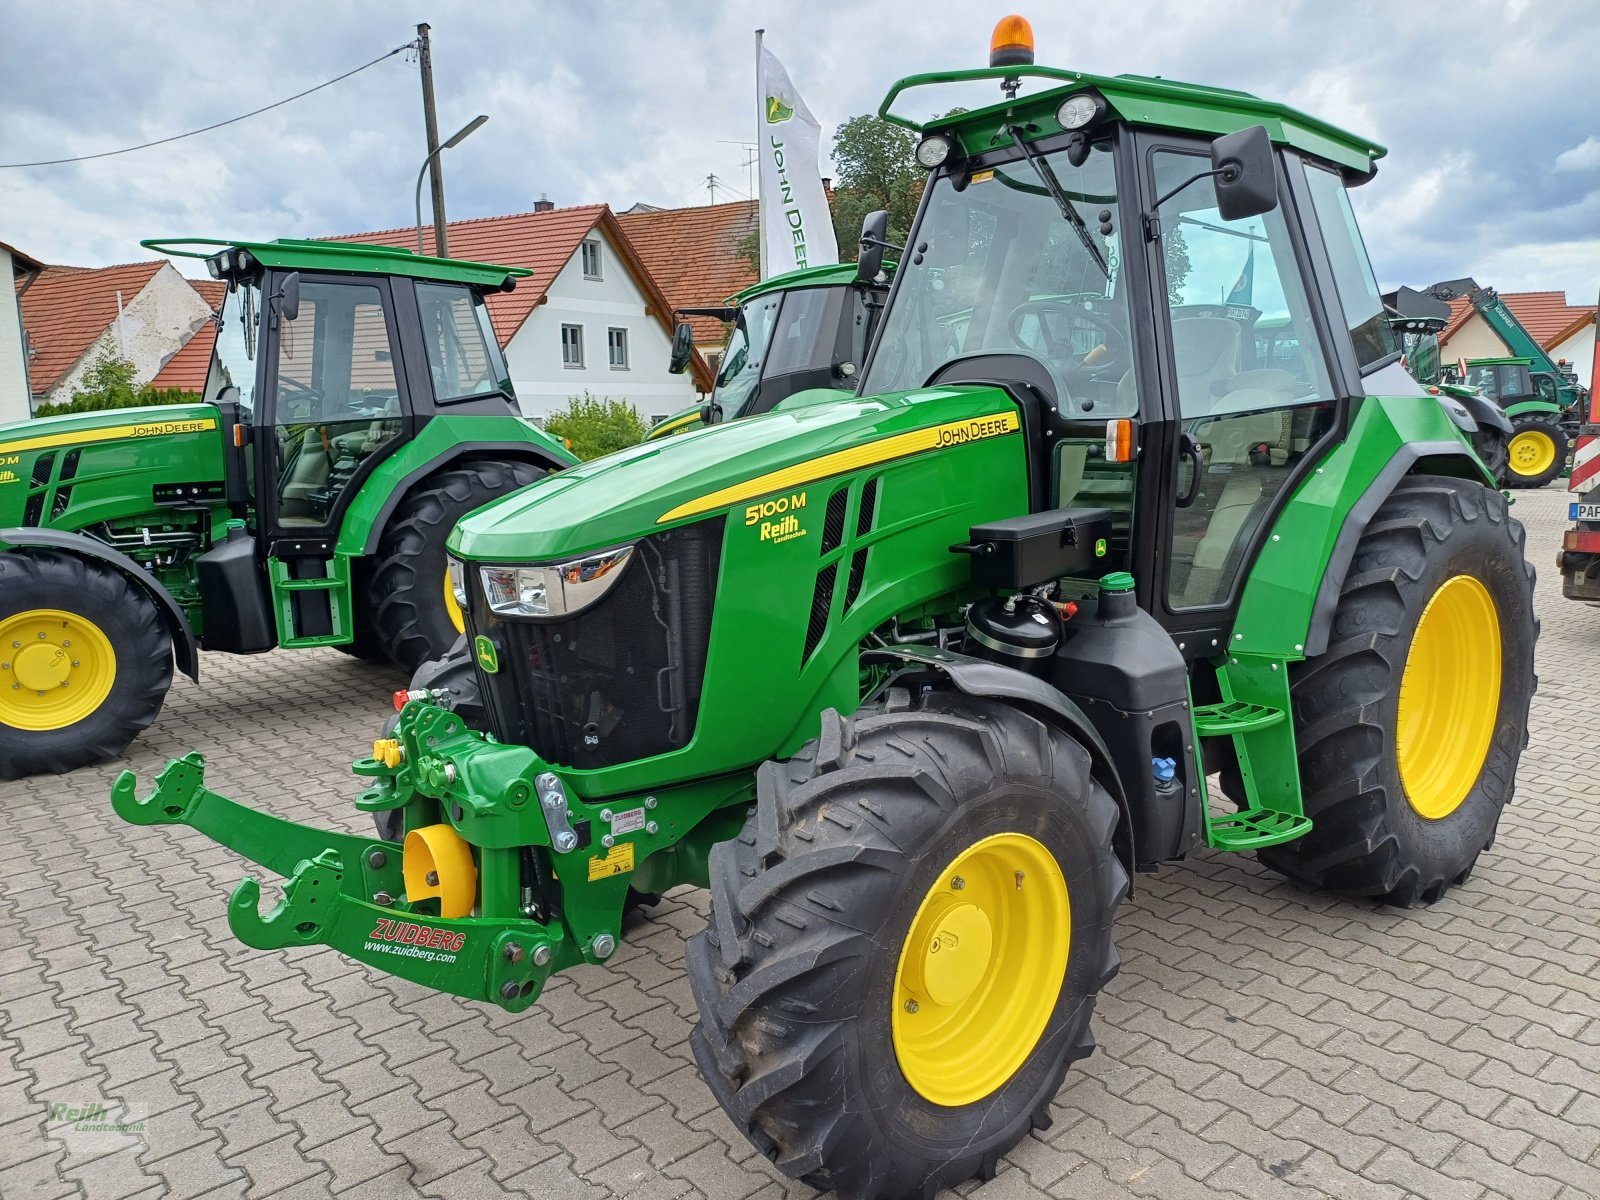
[196,523,275,653]
[1047,572,1200,868]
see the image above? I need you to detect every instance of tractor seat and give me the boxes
[1112,317,1244,414]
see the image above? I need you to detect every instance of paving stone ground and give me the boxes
[1,484,1597,1200]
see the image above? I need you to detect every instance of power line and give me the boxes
[0,40,416,169]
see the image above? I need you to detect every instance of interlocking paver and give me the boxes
[3,485,1597,1199]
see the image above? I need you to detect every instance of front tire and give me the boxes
[1504,414,1566,488]
[1258,476,1536,905]
[687,692,1126,1200]
[0,551,172,780]
[370,461,545,671]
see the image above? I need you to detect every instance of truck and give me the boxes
[0,238,576,777]
[1427,277,1586,487]
[116,19,1536,1199]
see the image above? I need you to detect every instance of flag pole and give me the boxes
[755,28,768,281]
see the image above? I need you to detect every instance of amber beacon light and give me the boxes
[990,15,1035,67]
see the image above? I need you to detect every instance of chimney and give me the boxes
[533,193,555,213]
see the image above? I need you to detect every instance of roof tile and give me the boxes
[617,200,759,344]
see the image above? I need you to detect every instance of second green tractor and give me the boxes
[116,23,1537,1200]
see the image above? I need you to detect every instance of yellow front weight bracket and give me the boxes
[111,754,563,1011]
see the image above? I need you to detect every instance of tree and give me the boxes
[1164,227,1191,306]
[544,392,649,461]
[828,113,922,255]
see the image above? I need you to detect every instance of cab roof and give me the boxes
[733,261,894,305]
[880,64,1385,179]
[141,237,531,290]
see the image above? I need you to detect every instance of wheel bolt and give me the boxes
[904,999,919,1013]
[61,640,69,648]
[425,871,440,887]
[71,661,79,667]
[950,876,965,891]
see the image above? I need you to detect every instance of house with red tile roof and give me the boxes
[326,202,712,420]
[14,260,215,409]
[1,240,44,422]
[617,198,759,351]
[1440,289,1597,386]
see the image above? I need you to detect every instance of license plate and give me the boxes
[1571,503,1600,521]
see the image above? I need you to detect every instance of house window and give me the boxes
[608,327,629,369]
[561,324,584,368]
[581,240,602,280]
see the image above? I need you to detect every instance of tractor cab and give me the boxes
[654,261,892,438]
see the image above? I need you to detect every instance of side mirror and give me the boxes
[669,322,693,375]
[1210,125,1277,222]
[857,210,889,283]
[272,271,301,323]
[699,402,723,426]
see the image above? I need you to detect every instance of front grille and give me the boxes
[476,519,724,770]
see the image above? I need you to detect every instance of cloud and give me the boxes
[2,0,1598,308]
[1556,136,1600,173]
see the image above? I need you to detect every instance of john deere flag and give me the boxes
[758,45,838,277]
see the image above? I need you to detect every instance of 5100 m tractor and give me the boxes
[0,238,576,778]
[115,20,1536,1199]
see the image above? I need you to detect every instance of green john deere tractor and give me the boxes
[648,258,894,441]
[115,24,1537,1199]
[0,238,575,778]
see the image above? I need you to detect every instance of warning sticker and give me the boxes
[587,843,635,881]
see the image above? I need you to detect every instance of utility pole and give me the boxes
[416,22,450,257]
[706,173,722,204]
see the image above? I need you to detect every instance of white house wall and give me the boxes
[0,248,28,422]
[502,228,701,421]
[45,264,212,403]
[1551,324,1595,388]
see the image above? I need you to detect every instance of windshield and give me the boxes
[860,136,1133,415]
[204,281,259,417]
[1402,331,1443,386]
[714,291,781,414]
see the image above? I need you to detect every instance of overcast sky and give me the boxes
[3,1,1597,302]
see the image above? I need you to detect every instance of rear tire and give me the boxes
[1257,476,1536,906]
[370,461,545,671]
[687,692,1126,1199]
[1471,427,1508,486]
[1504,414,1566,488]
[0,550,173,780]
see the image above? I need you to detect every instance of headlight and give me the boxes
[479,544,635,619]
[447,556,468,608]
[915,134,955,169]
[1056,93,1103,130]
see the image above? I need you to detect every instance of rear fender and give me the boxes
[1447,391,1513,436]
[0,525,199,680]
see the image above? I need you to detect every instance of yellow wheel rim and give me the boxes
[0,609,117,731]
[891,832,1069,1107]
[1396,575,1501,819]
[1507,430,1556,478]
[444,569,465,634]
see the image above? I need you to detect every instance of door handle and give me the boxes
[1176,433,1204,508]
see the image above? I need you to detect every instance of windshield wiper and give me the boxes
[1004,123,1109,280]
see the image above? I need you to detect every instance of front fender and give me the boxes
[0,526,199,681]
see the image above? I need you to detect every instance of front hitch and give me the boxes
[112,753,566,1011]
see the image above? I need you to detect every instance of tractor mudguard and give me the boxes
[0,525,199,681]
[1447,391,1513,436]
[1502,397,1566,422]
[1302,438,1473,659]
[345,439,572,557]
[863,643,1137,879]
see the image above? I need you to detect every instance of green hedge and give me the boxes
[544,393,649,461]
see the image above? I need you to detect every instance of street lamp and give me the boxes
[414,114,489,256]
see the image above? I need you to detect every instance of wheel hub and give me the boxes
[891,832,1070,1107]
[1508,430,1555,476]
[0,610,116,731]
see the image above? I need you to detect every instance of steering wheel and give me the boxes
[275,376,327,422]
[1007,300,1130,382]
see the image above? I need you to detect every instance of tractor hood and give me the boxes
[450,386,1023,562]
[0,403,224,531]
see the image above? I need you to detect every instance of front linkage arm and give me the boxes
[111,749,565,1012]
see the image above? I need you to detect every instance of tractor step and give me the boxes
[1191,698,1285,735]
[1204,807,1313,850]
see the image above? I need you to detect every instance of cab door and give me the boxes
[255,272,412,643]
[1132,136,1348,646]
